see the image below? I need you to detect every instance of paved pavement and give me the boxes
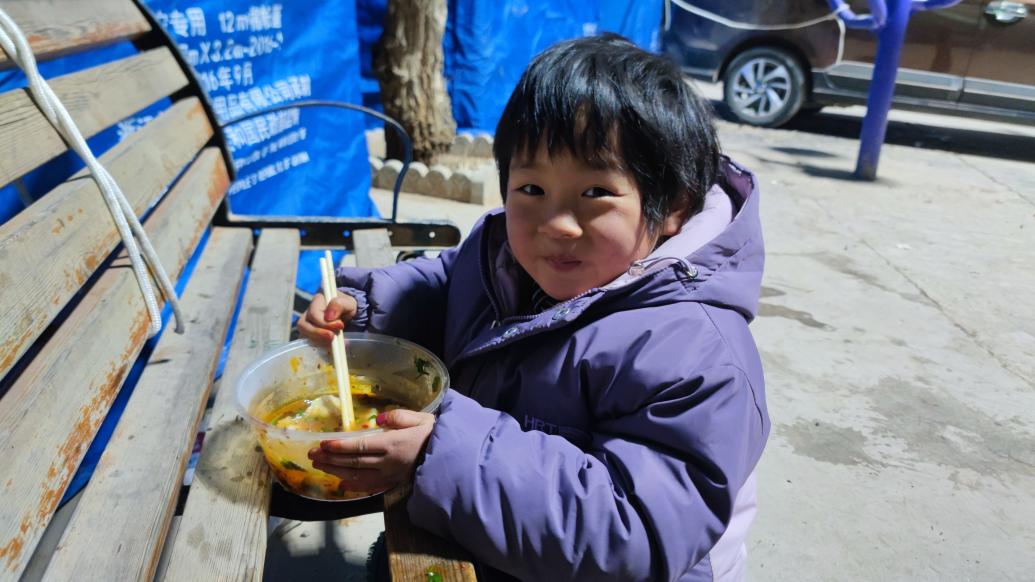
[269,97,1035,580]
[713,112,1035,581]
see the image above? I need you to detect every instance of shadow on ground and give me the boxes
[709,101,1035,164]
[264,521,371,581]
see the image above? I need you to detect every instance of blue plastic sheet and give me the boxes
[597,0,664,50]
[444,0,663,131]
[355,0,662,133]
[144,1,374,220]
[356,0,389,127]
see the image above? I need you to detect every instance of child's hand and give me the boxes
[308,409,436,493]
[296,292,358,345]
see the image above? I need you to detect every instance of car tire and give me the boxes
[722,47,807,128]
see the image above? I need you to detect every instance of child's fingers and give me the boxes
[324,296,347,321]
[296,315,334,344]
[318,435,389,455]
[295,318,323,343]
[298,293,341,337]
[324,295,357,324]
[310,462,378,484]
[308,450,385,470]
[376,409,435,430]
[307,294,337,327]
[310,291,327,313]
[305,307,343,332]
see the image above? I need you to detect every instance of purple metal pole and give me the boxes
[854,0,912,180]
[826,0,887,29]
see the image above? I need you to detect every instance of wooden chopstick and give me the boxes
[319,253,356,430]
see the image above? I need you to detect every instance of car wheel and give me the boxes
[723,47,807,127]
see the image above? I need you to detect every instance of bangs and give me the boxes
[493,33,720,230]
[504,86,628,173]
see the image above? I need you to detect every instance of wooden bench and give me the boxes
[0,1,474,580]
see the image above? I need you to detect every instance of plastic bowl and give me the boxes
[235,334,448,501]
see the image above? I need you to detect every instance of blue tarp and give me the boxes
[356,0,389,126]
[446,0,663,131]
[146,2,376,302]
[356,0,662,133]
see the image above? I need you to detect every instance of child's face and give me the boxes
[505,143,683,301]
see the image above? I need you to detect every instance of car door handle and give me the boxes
[985,0,1028,23]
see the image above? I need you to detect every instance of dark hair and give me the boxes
[493,33,720,230]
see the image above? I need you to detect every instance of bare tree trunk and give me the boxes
[374,0,456,164]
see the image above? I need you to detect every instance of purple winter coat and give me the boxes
[337,157,769,581]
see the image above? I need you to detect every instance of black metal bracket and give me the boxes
[213,201,461,249]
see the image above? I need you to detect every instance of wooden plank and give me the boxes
[352,228,396,268]
[0,97,213,382]
[18,491,81,582]
[153,516,182,582]
[40,228,253,582]
[0,47,189,187]
[0,0,150,69]
[385,485,478,582]
[160,229,300,582]
[0,148,229,580]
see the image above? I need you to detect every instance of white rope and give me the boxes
[668,0,844,31]
[0,8,184,336]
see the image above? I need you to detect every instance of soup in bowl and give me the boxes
[235,334,447,501]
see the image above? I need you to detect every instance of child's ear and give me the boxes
[661,205,688,237]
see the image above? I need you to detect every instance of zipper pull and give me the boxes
[679,261,699,280]
[627,257,699,280]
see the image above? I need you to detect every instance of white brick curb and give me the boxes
[366,129,501,206]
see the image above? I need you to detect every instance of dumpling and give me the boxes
[275,395,342,432]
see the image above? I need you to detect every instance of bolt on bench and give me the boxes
[0,1,475,580]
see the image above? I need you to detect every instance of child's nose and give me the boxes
[539,211,582,239]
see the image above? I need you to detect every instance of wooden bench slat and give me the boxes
[353,228,397,268]
[0,47,189,188]
[39,228,253,582]
[0,148,229,579]
[0,0,150,69]
[0,97,213,382]
[384,487,479,582]
[160,229,300,582]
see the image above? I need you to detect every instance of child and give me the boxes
[299,33,769,582]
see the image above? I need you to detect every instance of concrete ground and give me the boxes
[705,97,1035,580]
[267,92,1035,580]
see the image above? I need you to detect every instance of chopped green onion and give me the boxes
[415,357,431,376]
